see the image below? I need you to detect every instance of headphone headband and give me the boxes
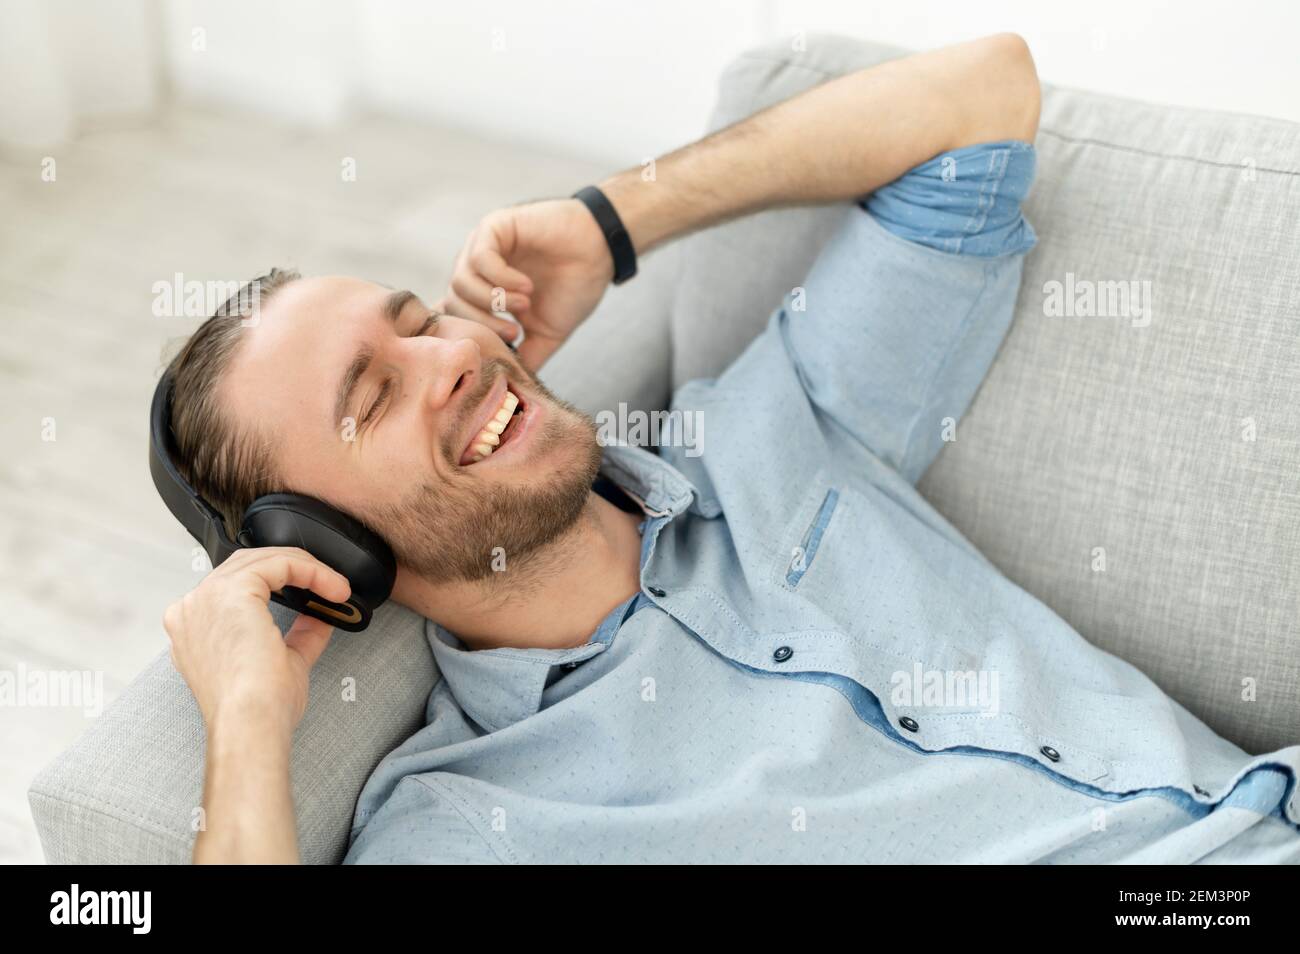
[148,373,242,567]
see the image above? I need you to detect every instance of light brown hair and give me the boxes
[163,268,299,540]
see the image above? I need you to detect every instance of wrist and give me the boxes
[572,184,637,284]
[209,694,297,744]
[597,169,672,256]
[598,140,767,256]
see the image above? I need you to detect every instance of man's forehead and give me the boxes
[267,274,389,318]
[220,275,401,431]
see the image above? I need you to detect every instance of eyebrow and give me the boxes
[332,289,418,427]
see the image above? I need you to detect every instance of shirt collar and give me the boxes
[424,444,695,733]
[595,442,697,517]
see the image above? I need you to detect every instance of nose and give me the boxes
[413,335,482,413]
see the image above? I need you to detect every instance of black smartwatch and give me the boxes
[572,185,637,285]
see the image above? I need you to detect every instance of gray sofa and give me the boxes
[29,35,1300,863]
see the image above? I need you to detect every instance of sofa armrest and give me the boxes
[28,600,435,864]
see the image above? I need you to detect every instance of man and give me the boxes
[162,34,1300,863]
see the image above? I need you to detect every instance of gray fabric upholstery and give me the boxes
[665,35,1300,756]
[665,33,1300,759]
[30,600,436,864]
[29,34,1300,864]
[922,101,1300,757]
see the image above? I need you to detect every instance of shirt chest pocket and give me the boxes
[771,473,860,600]
[769,477,989,656]
[783,487,841,587]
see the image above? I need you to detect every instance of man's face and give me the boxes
[221,275,603,584]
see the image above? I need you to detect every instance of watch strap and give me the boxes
[572,185,637,285]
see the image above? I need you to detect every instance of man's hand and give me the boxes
[164,546,350,732]
[163,546,351,863]
[439,198,613,371]
[441,34,1037,372]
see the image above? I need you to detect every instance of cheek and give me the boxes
[382,419,434,472]
[380,410,467,487]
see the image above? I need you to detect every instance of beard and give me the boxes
[365,367,604,586]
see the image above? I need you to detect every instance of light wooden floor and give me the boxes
[0,106,604,863]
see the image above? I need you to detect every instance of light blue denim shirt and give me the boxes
[344,142,1300,863]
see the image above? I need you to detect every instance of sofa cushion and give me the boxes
[668,35,1300,755]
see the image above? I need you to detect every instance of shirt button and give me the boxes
[772,646,793,663]
[647,585,666,598]
[1040,745,1061,763]
[899,716,920,732]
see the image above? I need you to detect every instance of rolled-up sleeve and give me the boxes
[777,139,1038,482]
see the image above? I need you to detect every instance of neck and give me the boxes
[392,491,645,651]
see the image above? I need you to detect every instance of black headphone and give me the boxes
[149,369,396,632]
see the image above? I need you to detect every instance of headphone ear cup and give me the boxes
[240,494,396,632]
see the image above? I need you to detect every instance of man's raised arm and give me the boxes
[603,33,1040,254]
[440,33,1040,370]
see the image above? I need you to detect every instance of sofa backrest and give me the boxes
[658,35,1300,755]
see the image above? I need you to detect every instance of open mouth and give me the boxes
[459,382,526,466]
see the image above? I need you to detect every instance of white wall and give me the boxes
[762,0,1300,130]
[162,0,768,162]
[0,0,159,151]
[354,0,768,165]
[150,0,1300,163]
[163,0,362,126]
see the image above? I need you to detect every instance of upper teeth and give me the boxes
[467,389,519,463]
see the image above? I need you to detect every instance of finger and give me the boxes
[450,267,530,315]
[215,546,263,570]
[234,552,352,605]
[440,290,499,324]
[215,545,314,576]
[283,613,335,669]
[470,242,533,295]
[428,293,463,320]
[442,292,523,346]
[162,601,181,638]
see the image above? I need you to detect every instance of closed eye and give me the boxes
[359,313,442,426]
[360,380,392,425]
